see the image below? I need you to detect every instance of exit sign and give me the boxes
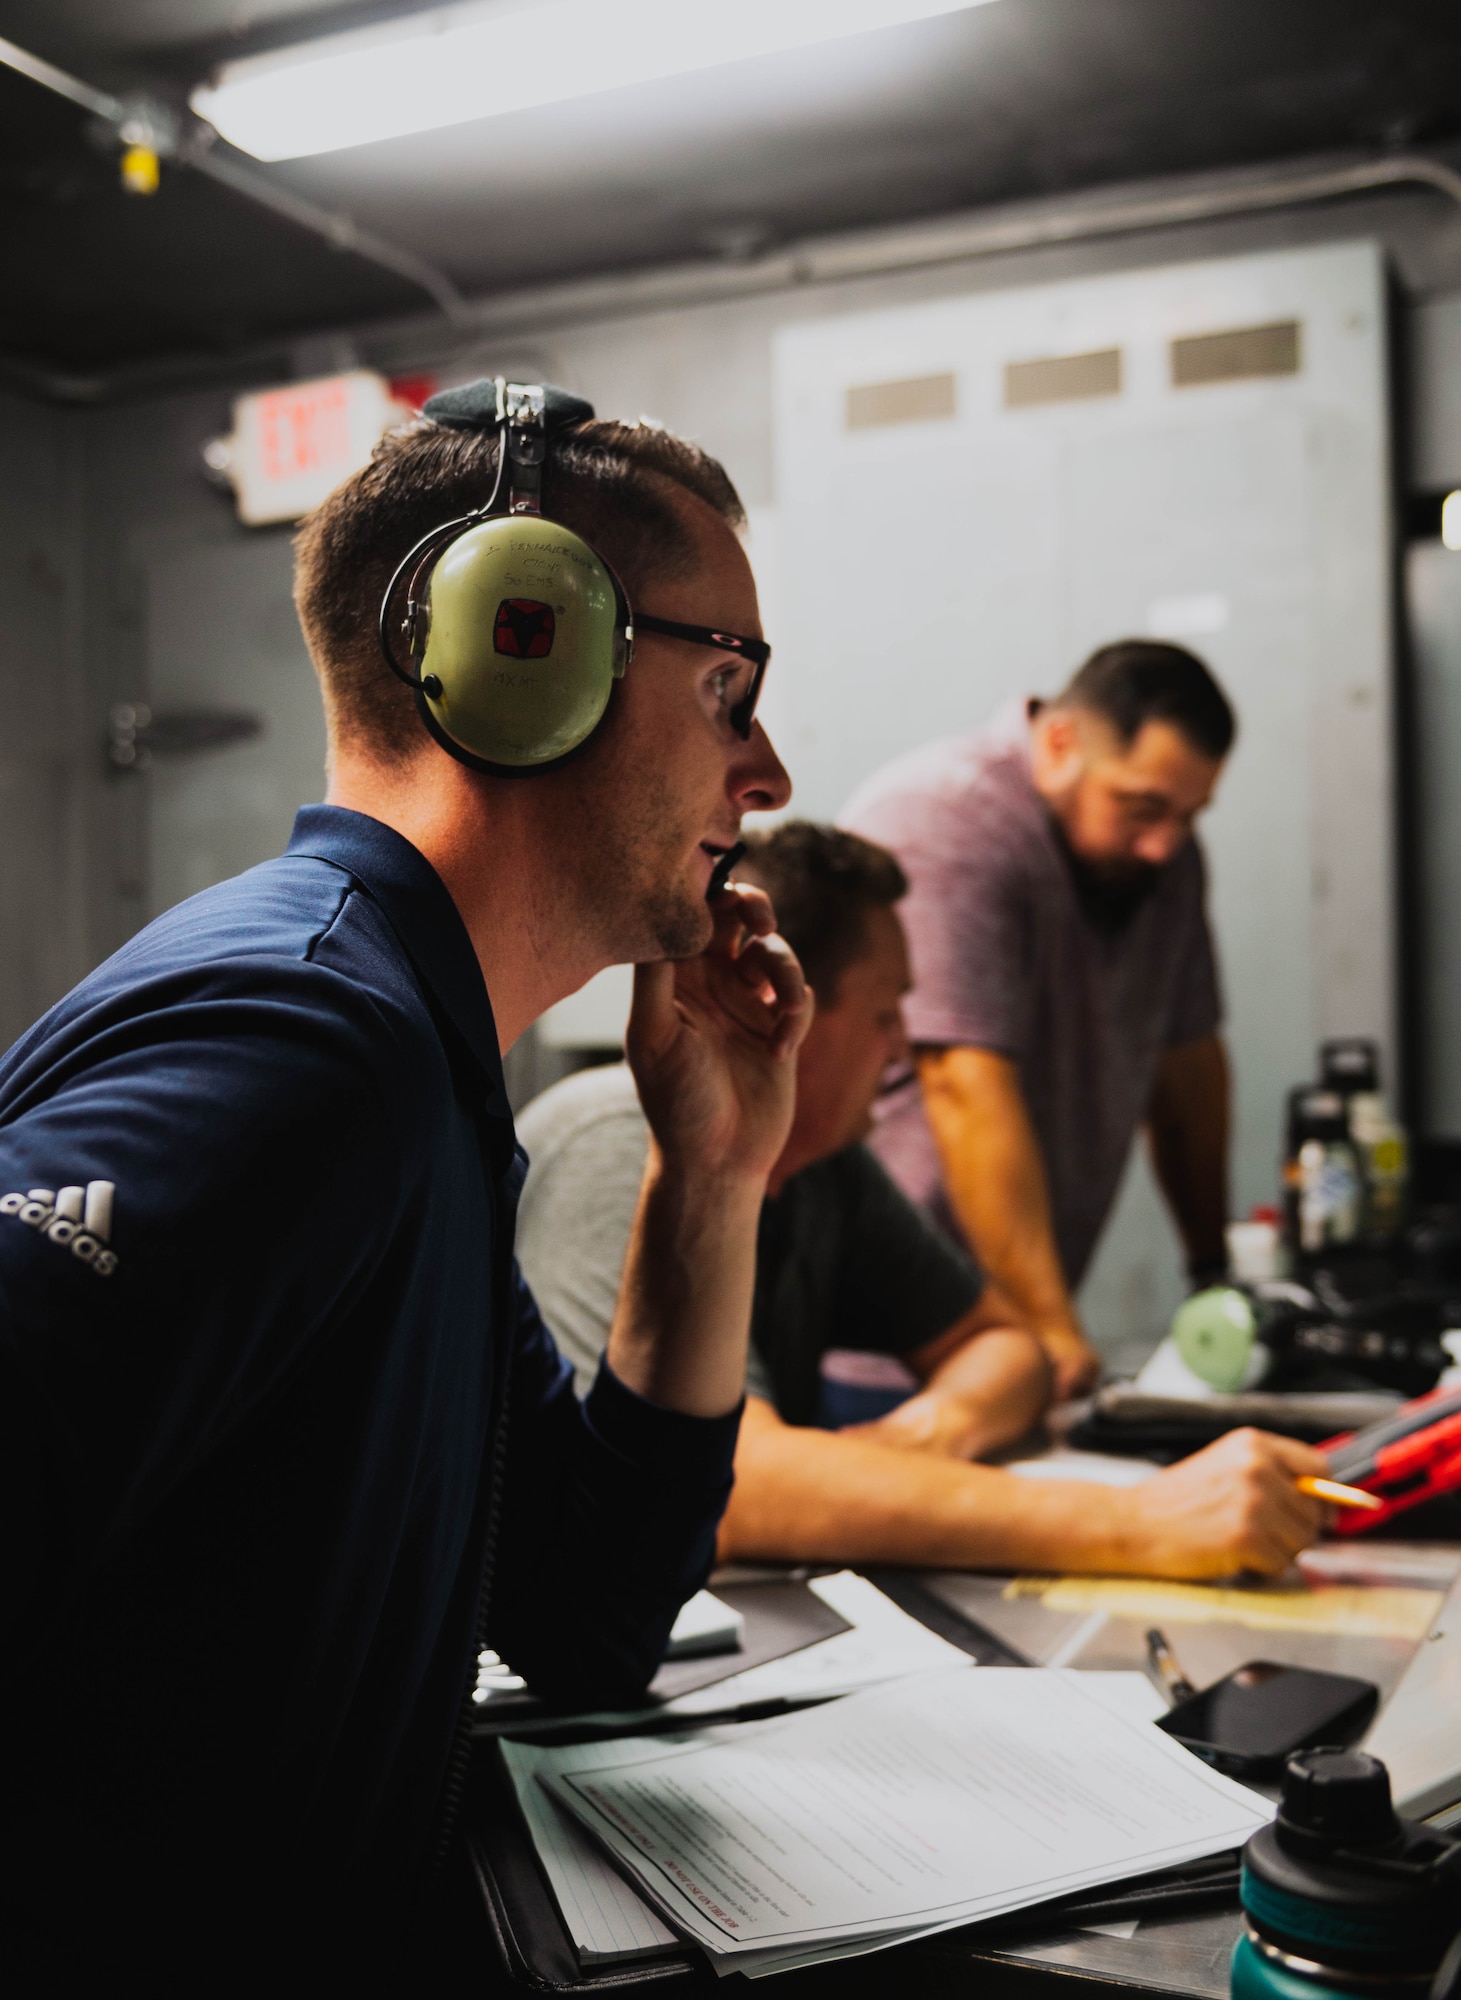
[224,370,410,525]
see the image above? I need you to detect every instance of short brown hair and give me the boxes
[294,414,745,761]
[1059,639,1235,761]
[739,822,907,1005]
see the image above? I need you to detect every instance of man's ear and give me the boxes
[1031,705,1084,787]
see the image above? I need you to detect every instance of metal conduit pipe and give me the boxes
[794,153,1461,282]
[0,32,467,322]
[436,151,1461,343]
[176,132,467,322]
[0,30,118,119]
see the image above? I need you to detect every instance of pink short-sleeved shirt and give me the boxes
[839,700,1222,1287]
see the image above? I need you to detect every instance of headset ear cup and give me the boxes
[417,516,624,771]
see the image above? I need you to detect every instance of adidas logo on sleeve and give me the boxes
[0,1180,119,1276]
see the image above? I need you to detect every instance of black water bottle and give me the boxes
[1233,1749,1461,1996]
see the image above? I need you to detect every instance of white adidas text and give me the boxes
[0,1180,118,1276]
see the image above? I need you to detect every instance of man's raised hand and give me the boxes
[627,881,812,1186]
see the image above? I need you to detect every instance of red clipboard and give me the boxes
[1321,1383,1461,1533]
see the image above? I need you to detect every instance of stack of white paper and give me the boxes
[500,1571,975,1969]
[503,1729,738,1966]
[502,1682,1172,1975]
[537,1666,1272,1978]
[502,1734,684,1964]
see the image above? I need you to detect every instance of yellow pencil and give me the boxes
[1296,1475,1384,1512]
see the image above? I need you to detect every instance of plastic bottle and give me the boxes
[1347,1091,1410,1243]
[1227,1207,1284,1284]
[1283,1089,1363,1260]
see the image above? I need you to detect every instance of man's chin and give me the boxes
[643,889,715,963]
[1075,852,1162,888]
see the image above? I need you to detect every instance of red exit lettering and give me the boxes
[258,380,352,484]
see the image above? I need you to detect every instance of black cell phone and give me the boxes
[1154,1661,1379,1778]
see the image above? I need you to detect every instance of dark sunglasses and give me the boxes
[634,613,771,741]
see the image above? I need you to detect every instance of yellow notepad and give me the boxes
[1003,1574,1442,1641]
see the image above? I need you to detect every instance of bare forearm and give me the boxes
[921,1328,1051,1451]
[718,1416,1329,1580]
[606,1145,764,1417]
[718,1424,1130,1571]
[612,885,808,1418]
[918,1049,1077,1338]
[1146,1036,1230,1271]
[854,1327,1051,1460]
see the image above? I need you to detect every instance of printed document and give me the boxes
[542,1666,1270,1967]
[498,1572,969,1966]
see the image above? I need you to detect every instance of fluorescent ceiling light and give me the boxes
[192,0,997,161]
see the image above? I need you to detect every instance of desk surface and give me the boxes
[929,1906,1241,1997]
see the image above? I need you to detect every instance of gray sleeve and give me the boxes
[515,1070,651,1398]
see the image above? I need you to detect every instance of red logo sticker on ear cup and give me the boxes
[494,598,555,659]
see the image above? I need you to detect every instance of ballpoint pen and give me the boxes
[1146,1627,1197,1705]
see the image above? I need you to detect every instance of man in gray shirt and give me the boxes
[518,822,1325,1579]
[841,642,1233,1401]
[520,828,1046,1458]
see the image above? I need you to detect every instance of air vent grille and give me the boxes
[1003,348,1122,408]
[1171,320,1301,387]
[844,372,957,430]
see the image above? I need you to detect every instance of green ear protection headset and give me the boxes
[377,377,771,778]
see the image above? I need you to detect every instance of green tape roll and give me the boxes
[1171,1286,1258,1392]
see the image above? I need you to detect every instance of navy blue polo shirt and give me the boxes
[0,805,737,1955]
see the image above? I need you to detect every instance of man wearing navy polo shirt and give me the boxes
[0,394,804,1976]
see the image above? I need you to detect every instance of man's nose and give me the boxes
[1133,821,1188,866]
[733,721,792,815]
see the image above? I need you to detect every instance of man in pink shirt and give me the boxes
[842,641,1233,1399]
